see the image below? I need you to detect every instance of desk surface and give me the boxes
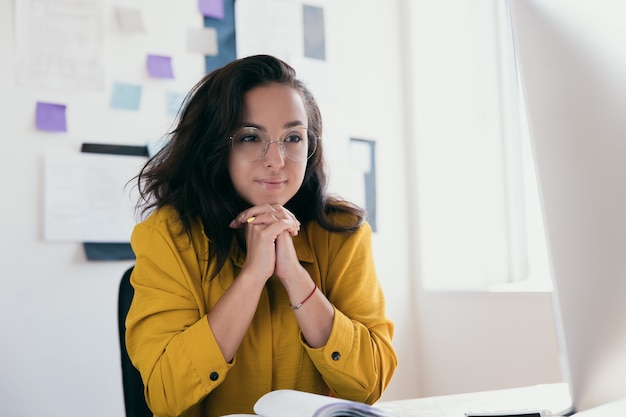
[376,383,572,417]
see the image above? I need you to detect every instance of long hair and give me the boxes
[134,54,365,277]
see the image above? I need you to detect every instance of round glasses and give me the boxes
[230,126,317,163]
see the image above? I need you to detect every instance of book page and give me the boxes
[253,390,344,417]
[253,390,391,417]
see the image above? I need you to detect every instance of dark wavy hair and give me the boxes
[134,54,365,277]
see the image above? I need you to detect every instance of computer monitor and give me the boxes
[509,0,626,414]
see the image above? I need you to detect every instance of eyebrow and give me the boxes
[241,120,306,131]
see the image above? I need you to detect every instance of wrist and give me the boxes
[290,282,317,310]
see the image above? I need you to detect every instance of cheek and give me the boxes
[294,164,307,186]
[227,156,245,193]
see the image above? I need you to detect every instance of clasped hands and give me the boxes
[229,203,304,283]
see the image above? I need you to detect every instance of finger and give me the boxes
[230,204,279,228]
[271,214,299,236]
[244,212,275,225]
[229,217,251,229]
[229,208,264,228]
[246,215,298,239]
[270,204,301,227]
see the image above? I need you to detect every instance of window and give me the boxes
[407,0,551,290]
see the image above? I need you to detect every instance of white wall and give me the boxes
[0,1,576,416]
[0,2,204,417]
[403,0,564,397]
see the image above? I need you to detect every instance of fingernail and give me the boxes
[246,216,255,223]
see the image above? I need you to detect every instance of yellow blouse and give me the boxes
[126,207,397,417]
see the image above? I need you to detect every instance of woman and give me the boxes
[126,54,397,417]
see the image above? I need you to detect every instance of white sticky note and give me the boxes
[115,6,146,33]
[187,27,219,56]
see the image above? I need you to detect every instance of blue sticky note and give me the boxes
[165,90,187,118]
[36,101,67,132]
[147,54,174,79]
[110,82,142,110]
[199,0,224,19]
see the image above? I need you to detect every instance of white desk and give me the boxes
[376,383,572,417]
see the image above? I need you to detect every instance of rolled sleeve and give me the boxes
[304,306,396,403]
[126,211,233,416]
[316,220,397,403]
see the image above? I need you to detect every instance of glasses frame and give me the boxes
[229,126,318,163]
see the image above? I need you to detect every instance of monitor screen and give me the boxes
[509,0,626,413]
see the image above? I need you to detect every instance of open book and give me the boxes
[224,389,395,417]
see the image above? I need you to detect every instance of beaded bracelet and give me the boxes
[290,283,317,310]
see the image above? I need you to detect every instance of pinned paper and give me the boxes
[43,151,146,242]
[199,0,224,19]
[147,54,174,79]
[110,82,142,110]
[303,5,326,60]
[16,0,104,91]
[350,138,377,232]
[36,101,67,132]
[115,6,146,33]
[83,242,135,261]
[187,27,219,55]
[204,0,236,73]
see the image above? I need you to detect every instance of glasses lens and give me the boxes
[281,127,313,161]
[230,127,267,162]
[231,127,317,162]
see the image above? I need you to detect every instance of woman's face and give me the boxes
[228,83,309,206]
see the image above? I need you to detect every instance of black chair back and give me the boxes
[118,266,153,417]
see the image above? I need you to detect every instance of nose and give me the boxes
[262,140,285,167]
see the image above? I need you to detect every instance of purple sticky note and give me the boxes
[199,0,224,19]
[147,54,174,79]
[36,102,67,132]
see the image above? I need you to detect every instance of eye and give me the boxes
[233,127,264,144]
[239,133,261,143]
[283,131,304,143]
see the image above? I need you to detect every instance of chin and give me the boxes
[252,193,293,207]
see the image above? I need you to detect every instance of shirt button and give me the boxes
[210,372,219,381]
[331,351,341,361]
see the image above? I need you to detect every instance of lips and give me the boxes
[258,175,286,183]
[257,177,287,189]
